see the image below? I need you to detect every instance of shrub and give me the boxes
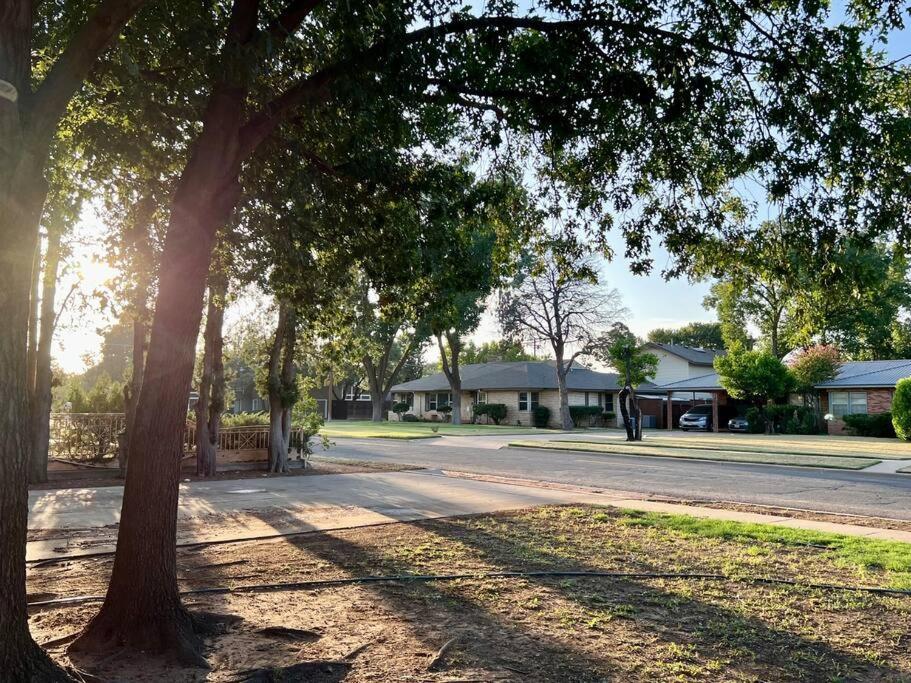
[222,411,270,427]
[568,405,602,427]
[486,403,508,425]
[744,407,766,433]
[437,404,452,414]
[843,412,896,438]
[893,378,911,440]
[401,413,419,422]
[532,405,551,428]
[602,411,616,421]
[392,401,411,416]
[747,404,820,435]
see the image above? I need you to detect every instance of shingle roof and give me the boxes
[647,343,724,366]
[815,360,911,388]
[656,372,722,392]
[391,361,655,393]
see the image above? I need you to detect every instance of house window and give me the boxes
[345,389,371,401]
[597,392,603,408]
[252,398,262,411]
[425,392,452,411]
[475,391,488,404]
[584,392,590,406]
[830,391,868,418]
[518,392,539,411]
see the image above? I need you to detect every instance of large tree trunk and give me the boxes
[196,278,226,476]
[618,383,642,441]
[438,332,462,425]
[267,302,296,473]
[363,355,386,422]
[29,227,63,484]
[70,84,246,662]
[0,171,69,681]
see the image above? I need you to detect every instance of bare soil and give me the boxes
[29,505,911,682]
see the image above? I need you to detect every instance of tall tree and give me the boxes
[195,273,228,477]
[647,322,725,350]
[72,0,911,664]
[499,242,626,430]
[0,2,150,678]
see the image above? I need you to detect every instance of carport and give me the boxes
[656,372,728,432]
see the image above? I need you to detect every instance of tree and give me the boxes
[787,344,841,428]
[70,0,911,665]
[499,242,626,430]
[264,301,299,472]
[194,274,228,477]
[595,323,658,441]
[464,340,543,364]
[647,322,724,350]
[892,378,911,441]
[1,2,151,678]
[714,344,794,410]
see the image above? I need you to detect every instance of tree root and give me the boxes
[68,604,221,669]
[427,636,459,671]
[229,660,351,682]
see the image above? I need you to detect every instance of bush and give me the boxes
[222,411,270,427]
[568,405,602,427]
[746,404,820,435]
[402,413,419,422]
[437,404,452,414]
[532,405,551,428]
[893,378,911,440]
[392,401,411,416]
[602,411,616,421]
[843,412,897,438]
[486,403,508,425]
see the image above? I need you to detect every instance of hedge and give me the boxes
[843,412,896,438]
[473,402,508,425]
[569,405,602,427]
[532,406,551,428]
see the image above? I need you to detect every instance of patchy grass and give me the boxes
[321,420,550,439]
[509,439,881,469]
[615,509,911,589]
[32,505,911,682]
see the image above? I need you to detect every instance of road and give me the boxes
[321,435,911,520]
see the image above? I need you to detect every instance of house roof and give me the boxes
[655,359,911,393]
[646,343,724,366]
[391,361,655,393]
[657,372,723,392]
[815,360,911,388]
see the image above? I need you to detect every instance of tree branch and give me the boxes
[29,0,150,145]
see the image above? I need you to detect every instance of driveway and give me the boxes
[320,434,911,520]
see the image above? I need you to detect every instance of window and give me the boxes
[425,392,452,411]
[475,391,488,404]
[518,391,540,411]
[829,391,868,418]
[252,398,262,411]
[345,389,371,401]
[584,392,590,406]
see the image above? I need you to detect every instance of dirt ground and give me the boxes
[29,505,911,682]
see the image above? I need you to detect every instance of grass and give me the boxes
[644,432,911,459]
[508,439,881,469]
[30,504,911,681]
[615,509,911,589]
[320,420,550,439]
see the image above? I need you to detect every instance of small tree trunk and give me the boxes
[196,278,225,476]
[438,332,463,425]
[30,227,63,483]
[267,302,295,473]
[556,360,572,430]
[618,387,635,440]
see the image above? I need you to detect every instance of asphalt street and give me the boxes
[321,436,911,520]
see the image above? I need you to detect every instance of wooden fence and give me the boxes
[49,414,288,464]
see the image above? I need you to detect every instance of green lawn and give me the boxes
[320,420,552,439]
[645,432,911,459]
[508,439,881,469]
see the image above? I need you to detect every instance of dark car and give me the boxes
[678,405,713,431]
[728,416,750,433]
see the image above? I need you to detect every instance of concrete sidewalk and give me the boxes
[27,468,911,563]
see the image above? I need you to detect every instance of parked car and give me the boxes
[728,416,750,432]
[679,405,713,431]
[679,404,736,431]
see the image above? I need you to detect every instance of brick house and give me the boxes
[390,361,656,427]
[815,360,911,434]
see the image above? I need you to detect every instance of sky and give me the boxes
[50,3,911,374]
